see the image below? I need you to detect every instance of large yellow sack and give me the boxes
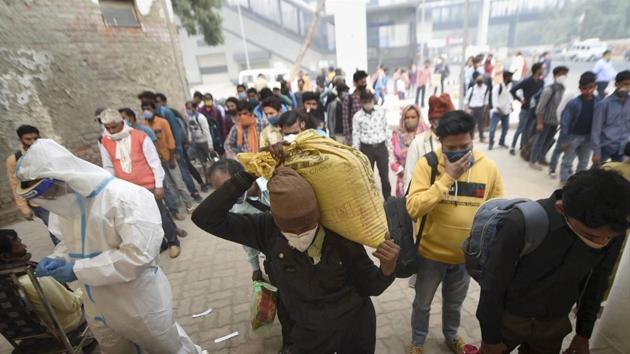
[238,130,387,248]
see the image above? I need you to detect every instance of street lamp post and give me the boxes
[236,2,251,70]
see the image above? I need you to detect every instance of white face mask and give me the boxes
[281,225,319,252]
[33,193,83,219]
[556,75,567,85]
[564,216,608,249]
[284,134,298,143]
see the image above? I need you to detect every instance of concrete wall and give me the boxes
[0,0,188,225]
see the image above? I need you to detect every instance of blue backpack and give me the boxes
[462,198,549,283]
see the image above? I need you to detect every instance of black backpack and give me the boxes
[384,151,438,278]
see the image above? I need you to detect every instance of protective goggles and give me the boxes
[17,178,67,200]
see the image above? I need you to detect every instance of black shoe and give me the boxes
[509,149,516,156]
[200,184,209,193]
[499,143,509,149]
[193,194,203,203]
[488,143,494,150]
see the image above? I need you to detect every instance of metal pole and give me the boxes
[460,0,469,109]
[236,3,251,70]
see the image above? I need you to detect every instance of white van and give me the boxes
[565,39,608,62]
[238,69,289,90]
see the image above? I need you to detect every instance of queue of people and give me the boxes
[2,59,630,354]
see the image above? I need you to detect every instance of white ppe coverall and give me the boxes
[16,139,203,354]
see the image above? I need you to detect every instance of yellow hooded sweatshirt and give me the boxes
[406,148,504,264]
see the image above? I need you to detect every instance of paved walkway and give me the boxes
[2,132,573,354]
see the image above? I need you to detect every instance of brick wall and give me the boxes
[0,0,189,225]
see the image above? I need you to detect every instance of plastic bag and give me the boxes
[250,281,278,333]
[238,130,387,248]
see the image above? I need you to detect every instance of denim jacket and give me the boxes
[559,95,601,143]
[591,93,630,157]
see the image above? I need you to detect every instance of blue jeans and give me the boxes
[411,255,471,346]
[511,109,531,149]
[31,206,60,245]
[549,141,563,173]
[177,157,198,196]
[560,135,592,182]
[529,124,557,164]
[488,112,509,147]
[601,145,625,163]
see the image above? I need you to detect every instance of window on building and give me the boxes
[379,24,409,48]
[100,0,141,28]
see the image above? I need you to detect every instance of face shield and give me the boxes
[17,178,82,218]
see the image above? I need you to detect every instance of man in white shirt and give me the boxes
[464,72,490,143]
[593,50,616,98]
[509,51,525,82]
[488,70,514,150]
[352,90,391,199]
[98,109,182,258]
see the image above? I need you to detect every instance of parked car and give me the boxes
[565,39,608,61]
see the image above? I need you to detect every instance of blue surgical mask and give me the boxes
[143,111,154,120]
[239,92,247,99]
[267,115,280,125]
[186,110,193,117]
[444,148,472,163]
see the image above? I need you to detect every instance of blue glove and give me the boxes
[49,263,77,283]
[35,257,67,277]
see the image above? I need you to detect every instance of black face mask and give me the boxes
[357,84,367,91]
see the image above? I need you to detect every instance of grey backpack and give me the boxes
[462,198,549,283]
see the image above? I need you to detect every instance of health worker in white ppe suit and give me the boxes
[15,139,205,354]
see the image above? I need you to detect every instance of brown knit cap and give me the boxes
[268,167,320,231]
[428,93,455,120]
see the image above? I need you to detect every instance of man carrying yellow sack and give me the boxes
[406,110,504,354]
[192,164,400,354]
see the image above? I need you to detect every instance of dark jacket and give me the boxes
[510,76,544,110]
[560,95,602,141]
[192,171,394,331]
[477,190,625,344]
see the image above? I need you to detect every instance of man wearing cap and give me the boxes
[488,70,514,150]
[192,166,400,354]
[98,109,183,259]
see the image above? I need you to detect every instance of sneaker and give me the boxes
[169,245,181,258]
[499,143,509,149]
[408,274,417,288]
[488,143,494,151]
[529,163,543,171]
[200,184,209,193]
[173,213,186,221]
[509,149,516,156]
[176,228,188,237]
[192,193,203,203]
[445,336,465,354]
[549,171,558,179]
[406,344,424,354]
[186,206,196,214]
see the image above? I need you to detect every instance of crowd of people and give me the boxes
[1,49,630,354]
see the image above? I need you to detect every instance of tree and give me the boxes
[290,0,326,81]
[172,0,224,46]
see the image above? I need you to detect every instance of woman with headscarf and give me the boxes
[390,105,428,197]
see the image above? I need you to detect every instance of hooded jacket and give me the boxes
[406,148,504,264]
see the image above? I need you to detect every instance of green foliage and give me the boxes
[172,0,224,46]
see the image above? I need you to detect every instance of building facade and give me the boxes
[0,0,188,225]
